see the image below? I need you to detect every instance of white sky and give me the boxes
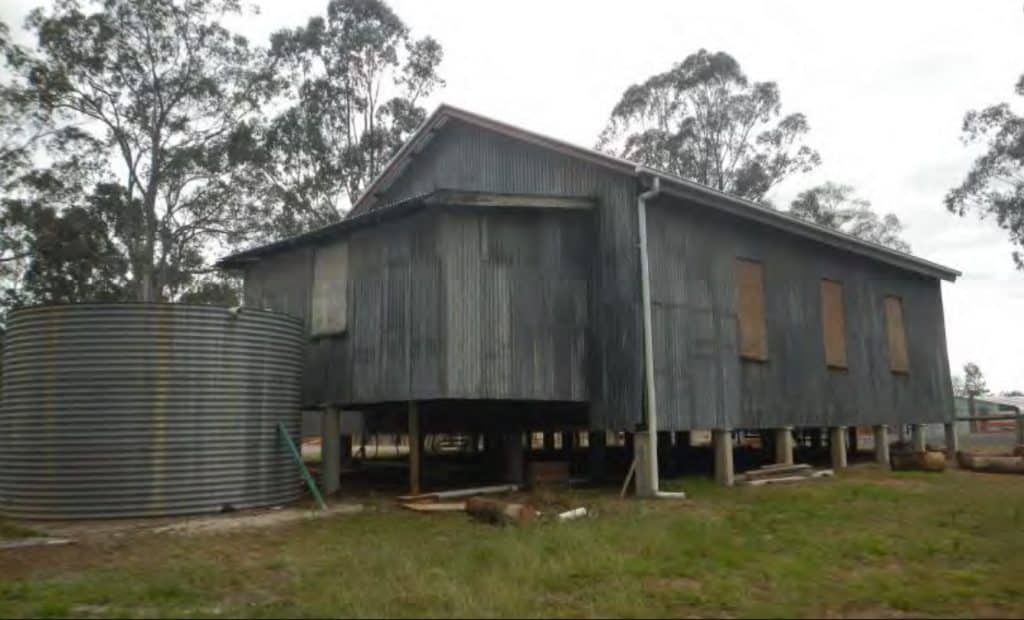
[3,0,1023,390]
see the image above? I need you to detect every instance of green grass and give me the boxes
[0,518,41,540]
[3,466,1024,617]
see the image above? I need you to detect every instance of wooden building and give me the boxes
[219,105,959,492]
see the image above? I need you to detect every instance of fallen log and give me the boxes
[890,451,946,472]
[957,452,1024,474]
[465,497,538,526]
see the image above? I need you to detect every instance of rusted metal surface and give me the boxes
[0,303,304,519]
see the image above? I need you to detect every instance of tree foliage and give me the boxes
[962,362,989,397]
[947,74,1024,269]
[598,49,820,202]
[16,0,272,301]
[788,182,911,252]
[238,0,443,239]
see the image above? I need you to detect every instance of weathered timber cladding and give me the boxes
[245,206,591,408]
[377,120,641,430]
[647,195,954,429]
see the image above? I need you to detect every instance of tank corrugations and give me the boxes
[0,303,304,519]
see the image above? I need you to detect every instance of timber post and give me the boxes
[944,423,958,461]
[502,433,524,484]
[588,431,607,483]
[321,406,341,496]
[408,401,421,495]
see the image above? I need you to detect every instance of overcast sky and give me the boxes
[3,0,1023,391]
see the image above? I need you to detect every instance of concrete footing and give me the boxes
[873,425,889,465]
[829,426,847,469]
[321,407,341,496]
[774,427,794,465]
[911,424,926,452]
[634,432,656,497]
[713,429,734,487]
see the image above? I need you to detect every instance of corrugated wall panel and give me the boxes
[379,120,639,429]
[647,197,954,429]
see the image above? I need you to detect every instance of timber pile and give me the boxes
[891,450,946,472]
[957,452,1024,474]
[736,463,834,486]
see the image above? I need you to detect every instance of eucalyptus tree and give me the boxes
[239,0,444,239]
[947,73,1024,269]
[598,49,820,202]
[789,182,911,252]
[15,0,273,302]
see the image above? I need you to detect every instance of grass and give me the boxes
[0,518,41,540]
[2,465,1024,617]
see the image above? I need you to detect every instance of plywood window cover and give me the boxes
[884,295,910,374]
[737,258,768,362]
[311,241,349,337]
[821,279,848,370]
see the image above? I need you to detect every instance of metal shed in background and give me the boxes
[0,304,304,519]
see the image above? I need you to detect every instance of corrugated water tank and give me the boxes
[0,303,304,519]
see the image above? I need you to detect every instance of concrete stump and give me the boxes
[829,426,847,469]
[774,427,794,465]
[713,429,734,487]
[873,425,889,465]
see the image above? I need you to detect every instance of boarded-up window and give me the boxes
[311,241,348,336]
[736,259,768,361]
[821,279,848,369]
[884,295,909,373]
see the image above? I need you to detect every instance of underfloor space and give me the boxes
[304,434,895,499]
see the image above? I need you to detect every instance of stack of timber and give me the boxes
[957,452,1024,474]
[736,463,834,486]
[397,484,519,504]
[891,451,946,472]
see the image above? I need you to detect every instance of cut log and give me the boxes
[891,451,946,472]
[465,497,538,526]
[958,453,1024,474]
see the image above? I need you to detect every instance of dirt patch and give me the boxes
[646,577,702,593]
[151,504,363,536]
[864,478,927,490]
